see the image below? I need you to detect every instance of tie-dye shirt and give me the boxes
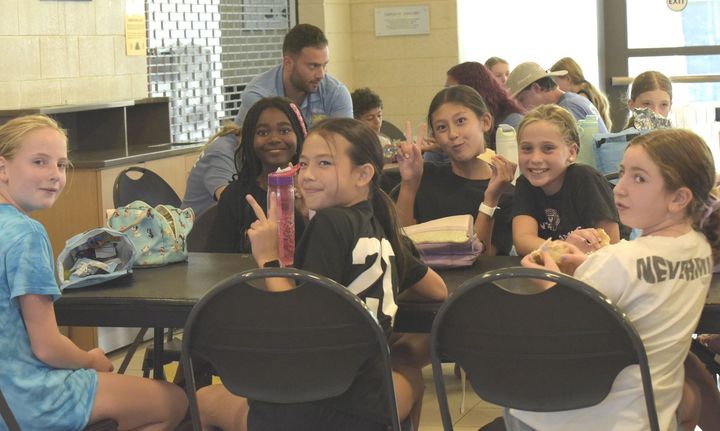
[0,205,97,430]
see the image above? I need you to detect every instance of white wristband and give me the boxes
[479,202,499,218]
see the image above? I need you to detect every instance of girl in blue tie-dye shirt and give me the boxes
[0,115,187,430]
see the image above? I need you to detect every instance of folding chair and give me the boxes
[112,166,182,379]
[430,266,660,431]
[0,385,118,431]
[181,268,402,431]
[186,203,218,252]
[113,166,182,208]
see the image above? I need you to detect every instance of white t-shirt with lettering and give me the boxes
[510,229,712,431]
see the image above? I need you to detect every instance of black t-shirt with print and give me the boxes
[512,163,619,240]
[392,161,515,255]
[250,200,403,426]
[205,179,305,253]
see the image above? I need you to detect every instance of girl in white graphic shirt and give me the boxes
[516,129,720,431]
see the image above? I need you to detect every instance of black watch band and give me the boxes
[263,259,281,268]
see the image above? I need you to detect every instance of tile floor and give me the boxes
[108,339,504,430]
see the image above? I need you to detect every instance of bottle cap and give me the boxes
[268,164,299,186]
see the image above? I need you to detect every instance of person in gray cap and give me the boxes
[507,62,608,133]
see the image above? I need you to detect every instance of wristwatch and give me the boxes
[263,259,281,268]
[478,202,499,218]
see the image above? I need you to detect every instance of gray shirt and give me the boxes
[181,134,237,215]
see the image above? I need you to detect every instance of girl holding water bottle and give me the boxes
[195,118,446,430]
[205,97,308,253]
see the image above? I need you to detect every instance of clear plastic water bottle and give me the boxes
[495,124,519,183]
[577,115,599,168]
[267,166,297,267]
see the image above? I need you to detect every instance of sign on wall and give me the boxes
[125,0,147,56]
[374,5,430,37]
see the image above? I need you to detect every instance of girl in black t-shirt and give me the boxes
[395,85,517,255]
[205,97,308,253]
[196,118,446,430]
[512,104,621,256]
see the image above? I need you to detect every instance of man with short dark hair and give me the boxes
[235,24,352,128]
[507,62,608,133]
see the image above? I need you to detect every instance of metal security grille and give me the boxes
[145,0,295,143]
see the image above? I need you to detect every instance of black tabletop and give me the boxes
[55,253,720,334]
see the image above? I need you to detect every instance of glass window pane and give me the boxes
[628,55,720,168]
[627,0,720,49]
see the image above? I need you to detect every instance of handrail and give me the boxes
[612,74,720,86]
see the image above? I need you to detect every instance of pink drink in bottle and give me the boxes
[267,165,298,267]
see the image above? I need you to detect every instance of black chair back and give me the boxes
[430,266,659,431]
[113,166,181,208]
[381,120,405,141]
[0,386,20,431]
[186,204,218,252]
[182,268,401,431]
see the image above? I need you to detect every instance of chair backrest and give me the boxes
[0,386,20,431]
[380,120,405,141]
[186,203,217,252]
[430,266,659,431]
[113,166,181,208]
[181,268,401,431]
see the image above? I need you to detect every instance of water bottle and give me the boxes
[267,166,297,267]
[577,115,599,168]
[495,124,519,183]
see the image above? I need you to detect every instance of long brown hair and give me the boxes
[550,57,612,130]
[628,129,720,263]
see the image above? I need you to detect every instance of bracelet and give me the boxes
[478,202,499,218]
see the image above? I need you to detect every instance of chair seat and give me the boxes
[142,338,183,379]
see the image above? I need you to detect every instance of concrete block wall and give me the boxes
[300,0,459,128]
[0,0,147,110]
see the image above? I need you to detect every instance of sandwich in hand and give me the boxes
[529,240,570,265]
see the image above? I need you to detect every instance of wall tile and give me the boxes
[64,0,96,35]
[18,0,63,35]
[0,81,21,109]
[61,75,133,104]
[40,36,80,79]
[78,36,116,77]
[0,37,41,81]
[113,35,146,75]
[20,79,62,107]
[0,0,19,35]
[130,73,149,99]
[95,0,125,35]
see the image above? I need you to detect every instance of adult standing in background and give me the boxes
[507,62,608,133]
[235,23,353,128]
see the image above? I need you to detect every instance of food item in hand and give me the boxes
[530,240,570,265]
[477,148,496,164]
[596,228,610,247]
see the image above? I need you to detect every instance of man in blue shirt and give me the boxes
[235,24,353,128]
[507,62,609,133]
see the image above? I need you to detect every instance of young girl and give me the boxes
[205,97,308,252]
[550,57,612,131]
[514,128,720,431]
[181,122,241,215]
[195,118,447,430]
[485,56,510,88]
[0,115,187,430]
[395,85,517,255]
[625,71,673,128]
[512,104,622,256]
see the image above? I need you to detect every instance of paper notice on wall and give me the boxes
[125,0,146,56]
[374,6,430,37]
